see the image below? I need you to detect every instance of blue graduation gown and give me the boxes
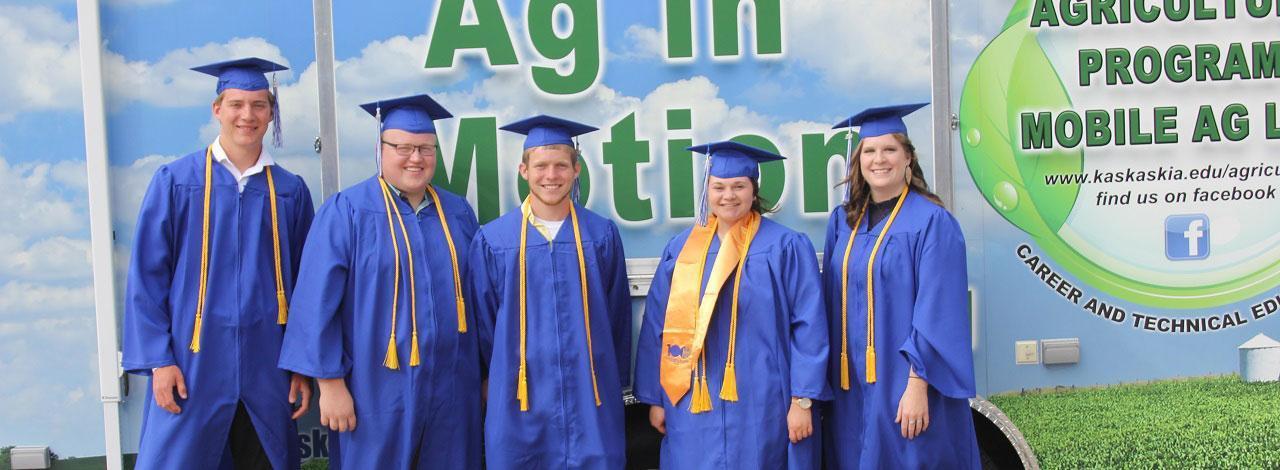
[634,218,831,470]
[277,176,482,469]
[122,150,314,470]
[466,204,632,469]
[821,192,980,469]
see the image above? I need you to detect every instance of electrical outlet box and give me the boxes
[1015,340,1040,365]
[1042,338,1081,365]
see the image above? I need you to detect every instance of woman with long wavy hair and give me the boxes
[821,103,980,468]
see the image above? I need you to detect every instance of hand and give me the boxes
[151,365,187,414]
[895,377,930,439]
[787,401,814,443]
[649,405,666,434]
[317,378,357,432]
[288,373,312,420]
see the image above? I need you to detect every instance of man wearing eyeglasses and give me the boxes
[279,94,482,468]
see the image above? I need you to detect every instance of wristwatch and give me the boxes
[792,397,812,410]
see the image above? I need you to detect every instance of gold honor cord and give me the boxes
[425,185,467,333]
[720,217,757,403]
[265,167,287,325]
[516,198,600,411]
[190,148,214,353]
[839,184,910,388]
[377,178,421,369]
[190,147,287,352]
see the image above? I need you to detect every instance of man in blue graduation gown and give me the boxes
[466,115,632,468]
[122,57,314,469]
[278,94,482,469]
[823,103,980,468]
[634,141,831,469]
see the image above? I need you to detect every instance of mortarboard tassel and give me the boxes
[271,73,283,148]
[844,127,855,203]
[375,106,383,175]
[696,159,712,226]
[384,334,400,370]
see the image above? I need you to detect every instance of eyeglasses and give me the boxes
[381,140,437,157]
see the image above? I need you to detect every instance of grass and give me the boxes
[989,375,1280,469]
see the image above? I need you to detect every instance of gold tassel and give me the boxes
[409,331,421,367]
[865,347,877,383]
[384,334,400,370]
[690,377,706,413]
[517,366,529,411]
[719,363,739,402]
[840,352,851,390]
[189,314,203,353]
[698,374,713,412]
[276,291,289,325]
[456,299,468,333]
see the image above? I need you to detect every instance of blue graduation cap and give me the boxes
[500,115,598,150]
[500,114,599,204]
[832,102,929,138]
[192,57,289,148]
[687,140,787,225]
[359,94,453,175]
[191,57,288,95]
[832,102,928,202]
[359,94,453,134]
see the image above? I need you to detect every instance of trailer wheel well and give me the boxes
[970,397,1039,469]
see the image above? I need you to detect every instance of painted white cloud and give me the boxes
[786,0,932,92]
[104,36,291,109]
[0,5,83,121]
[0,235,91,282]
[613,24,664,61]
[0,156,86,240]
[106,0,176,5]
[0,281,94,313]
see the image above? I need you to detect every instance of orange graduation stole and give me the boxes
[659,212,760,412]
[838,184,910,389]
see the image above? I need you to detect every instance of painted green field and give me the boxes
[990,375,1280,468]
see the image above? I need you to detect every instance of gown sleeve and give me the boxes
[465,230,501,379]
[122,167,178,375]
[897,210,976,399]
[782,232,832,401]
[633,240,678,406]
[601,222,633,388]
[278,194,354,379]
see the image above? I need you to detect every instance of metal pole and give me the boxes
[929,0,954,205]
[313,0,341,198]
[75,0,124,468]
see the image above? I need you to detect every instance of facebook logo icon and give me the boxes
[1165,214,1210,261]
